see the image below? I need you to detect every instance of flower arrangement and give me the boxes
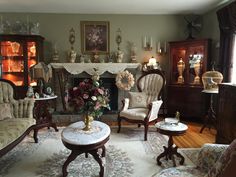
[116,70,135,90]
[68,71,110,118]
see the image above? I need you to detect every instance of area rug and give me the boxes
[0,126,199,177]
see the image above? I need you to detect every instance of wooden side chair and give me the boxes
[117,70,166,141]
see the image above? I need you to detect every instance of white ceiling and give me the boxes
[0,0,231,15]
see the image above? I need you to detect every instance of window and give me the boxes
[232,35,236,84]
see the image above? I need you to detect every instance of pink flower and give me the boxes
[83,94,89,99]
[73,87,78,91]
[97,88,104,95]
[94,102,101,110]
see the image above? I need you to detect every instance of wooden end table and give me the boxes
[33,95,58,142]
[155,120,188,166]
[61,121,110,177]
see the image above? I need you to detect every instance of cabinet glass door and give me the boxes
[171,47,187,84]
[27,41,37,86]
[0,41,24,86]
[187,45,204,85]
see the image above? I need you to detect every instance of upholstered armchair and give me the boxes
[0,79,37,157]
[117,70,166,141]
[154,139,236,177]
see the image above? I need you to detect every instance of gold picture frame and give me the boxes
[81,21,110,54]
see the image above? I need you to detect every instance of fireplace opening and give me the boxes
[73,77,118,114]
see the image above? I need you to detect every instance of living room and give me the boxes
[0,0,236,177]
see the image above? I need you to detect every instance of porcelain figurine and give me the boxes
[26,86,34,98]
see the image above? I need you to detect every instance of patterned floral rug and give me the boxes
[0,126,199,177]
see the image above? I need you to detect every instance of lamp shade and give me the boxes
[30,62,52,82]
[147,56,156,66]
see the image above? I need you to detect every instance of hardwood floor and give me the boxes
[174,121,216,148]
[105,120,216,148]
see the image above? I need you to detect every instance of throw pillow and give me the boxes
[0,103,13,120]
[128,92,147,108]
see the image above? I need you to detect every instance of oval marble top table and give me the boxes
[155,121,188,132]
[61,121,111,145]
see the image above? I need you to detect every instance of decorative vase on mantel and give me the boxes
[83,114,94,131]
[116,49,124,63]
[177,58,185,84]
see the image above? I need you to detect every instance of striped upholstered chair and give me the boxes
[117,70,166,141]
[0,79,37,157]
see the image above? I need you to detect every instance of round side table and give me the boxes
[61,121,110,177]
[33,95,58,143]
[155,120,188,166]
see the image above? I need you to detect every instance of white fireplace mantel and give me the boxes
[49,63,141,75]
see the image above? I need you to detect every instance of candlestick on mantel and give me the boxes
[164,41,167,53]
[150,37,153,48]
[157,41,161,52]
[143,36,147,48]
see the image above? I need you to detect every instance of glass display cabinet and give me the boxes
[0,34,44,98]
[167,39,211,120]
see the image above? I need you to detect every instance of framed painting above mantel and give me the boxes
[81,21,110,54]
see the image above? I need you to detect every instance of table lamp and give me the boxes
[143,56,161,71]
[30,62,52,97]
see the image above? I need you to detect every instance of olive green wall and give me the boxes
[0,13,188,73]
[200,8,220,69]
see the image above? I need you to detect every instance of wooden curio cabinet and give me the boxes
[0,34,44,98]
[167,39,211,120]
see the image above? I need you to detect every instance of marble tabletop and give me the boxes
[155,120,188,132]
[202,89,219,94]
[34,95,58,101]
[61,121,110,146]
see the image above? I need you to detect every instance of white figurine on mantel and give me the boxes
[68,49,77,63]
[79,54,85,63]
[130,42,137,63]
[85,56,91,63]
[116,49,124,63]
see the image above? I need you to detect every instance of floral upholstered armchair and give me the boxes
[0,79,37,157]
[154,139,236,177]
